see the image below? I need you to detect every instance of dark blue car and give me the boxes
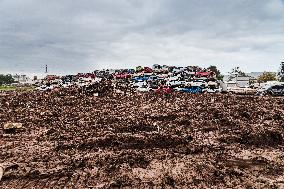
[132,75,150,82]
[177,86,203,94]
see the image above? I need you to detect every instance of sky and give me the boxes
[0,0,284,76]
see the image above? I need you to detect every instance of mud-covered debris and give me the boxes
[3,122,23,130]
[0,166,3,182]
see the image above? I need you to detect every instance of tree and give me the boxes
[207,65,224,80]
[257,72,277,83]
[278,62,284,82]
[0,74,14,85]
[228,67,247,81]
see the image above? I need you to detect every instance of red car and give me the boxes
[195,71,213,78]
[143,67,153,73]
[114,73,131,79]
[155,86,173,94]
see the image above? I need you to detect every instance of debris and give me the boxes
[3,122,22,130]
[0,166,3,182]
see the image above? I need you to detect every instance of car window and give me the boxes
[271,86,277,89]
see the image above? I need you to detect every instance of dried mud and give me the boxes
[1,90,284,188]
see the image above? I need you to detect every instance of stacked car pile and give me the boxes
[35,64,223,94]
[129,65,220,94]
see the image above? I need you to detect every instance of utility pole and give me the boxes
[279,62,284,82]
[45,65,48,74]
[232,67,239,87]
[232,67,238,82]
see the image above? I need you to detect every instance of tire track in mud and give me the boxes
[19,180,30,189]
[53,177,69,189]
[37,178,49,189]
[63,174,80,189]
[61,176,72,189]
[74,172,90,188]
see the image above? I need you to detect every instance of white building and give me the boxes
[12,74,29,83]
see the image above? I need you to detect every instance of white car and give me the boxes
[167,80,186,87]
[190,79,208,87]
[136,86,152,92]
[173,87,184,92]
[256,85,272,96]
[132,81,147,88]
[204,81,221,93]
[166,76,186,87]
[204,87,222,93]
[61,83,73,88]
[36,85,54,91]
[172,67,185,73]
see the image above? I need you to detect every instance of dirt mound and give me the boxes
[1,91,284,188]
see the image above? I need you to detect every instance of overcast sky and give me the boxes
[0,0,284,76]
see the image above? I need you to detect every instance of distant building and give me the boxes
[224,72,277,87]
[12,74,30,83]
[236,76,251,87]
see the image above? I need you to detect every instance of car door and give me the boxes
[275,85,283,95]
[270,85,279,95]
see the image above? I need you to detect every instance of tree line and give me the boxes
[199,62,284,83]
[0,74,15,85]
[219,62,284,83]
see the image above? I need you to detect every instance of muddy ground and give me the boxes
[1,90,284,188]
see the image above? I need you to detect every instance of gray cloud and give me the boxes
[0,0,284,76]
